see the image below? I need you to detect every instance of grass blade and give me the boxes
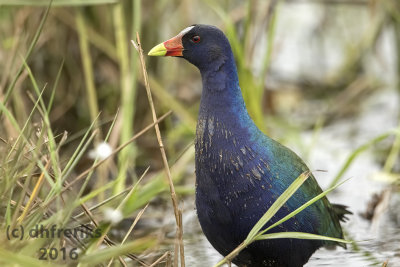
[260,178,351,236]
[255,232,351,244]
[245,171,310,243]
[329,131,393,187]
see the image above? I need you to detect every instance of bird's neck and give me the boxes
[198,55,253,130]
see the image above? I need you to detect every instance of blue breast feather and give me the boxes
[194,87,343,260]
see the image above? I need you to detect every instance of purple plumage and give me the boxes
[149,24,350,267]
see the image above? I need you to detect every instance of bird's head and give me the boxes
[148,24,232,71]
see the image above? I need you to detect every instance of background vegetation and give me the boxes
[0,0,399,266]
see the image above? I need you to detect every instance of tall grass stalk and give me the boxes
[76,9,101,129]
[54,9,118,60]
[133,35,185,267]
[114,1,137,194]
[76,7,110,200]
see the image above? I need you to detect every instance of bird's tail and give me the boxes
[332,203,352,222]
[323,204,352,250]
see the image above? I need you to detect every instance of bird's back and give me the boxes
[195,111,344,266]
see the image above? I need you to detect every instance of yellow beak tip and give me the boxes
[148,43,167,56]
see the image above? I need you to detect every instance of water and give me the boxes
[303,88,400,266]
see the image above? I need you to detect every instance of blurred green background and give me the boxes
[0,0,399,266]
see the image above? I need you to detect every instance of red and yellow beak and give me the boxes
[148,34,184,57]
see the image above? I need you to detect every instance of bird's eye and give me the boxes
[191,35,201,43]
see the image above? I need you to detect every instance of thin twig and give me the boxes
[174,226,179,267]
[178,208,185,267]
[106,203,149,267]
[79,202,127,267]
[17,159,50,223]
[73,186,132,219]
[73,166,150,219]
[123,203,149,245]
[132,34,185,267]
[149,251,171,267]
